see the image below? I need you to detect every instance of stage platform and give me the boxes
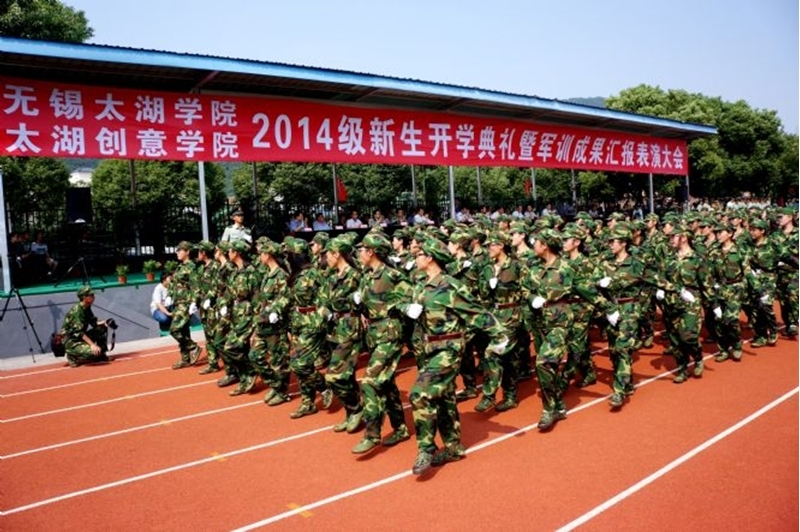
[0,274,200,368]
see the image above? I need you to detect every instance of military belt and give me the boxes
[616,297,637,304]
[296,306,317,314]
[334,311,356,319]
[495,302,520,310]
[542,298,570,308]
[425,332,464,342]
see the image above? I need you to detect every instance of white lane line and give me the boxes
[1,400,262,459]
[1,347,180,379]
[1,380,217,423]
[556,386,799,532]
[3,367,172,397]
[1,424,336,516]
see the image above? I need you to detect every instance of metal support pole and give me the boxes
[0,168,10,292]
[410,165,418,208]
[531,168,537,204]
[648,173,655,214]
[476,167,483,205]
[198,162,209,241]
[571,169,577,204]
[684,174,691,211]
[448,166,456,220]
[128,160,141,255]
[332,164,339,224]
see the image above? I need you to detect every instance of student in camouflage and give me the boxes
[351,233,411,454]
[284,237,333,418]
[169,241,201,369]
[61,286,110,366]
[656,225,713,383]
[224,240,259,396]
[709,222,747,362]
[597,223,646,408]
[402,236,509,475]
[319,237,365,434]
[746,218,780,347]
[473,230,521,413]
[522,228,574,431]
[211,241,239,387]
[310,231,333,370]
[251,237,292,406]
[774,207,799,338]
[194,240,222,374]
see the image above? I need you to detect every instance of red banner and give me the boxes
[0,78,688,175]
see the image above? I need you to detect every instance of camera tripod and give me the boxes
[54,256,107,287]
[1,285,45,361]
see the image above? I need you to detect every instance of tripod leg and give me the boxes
[13,288,45,357]
[54,259,83,287]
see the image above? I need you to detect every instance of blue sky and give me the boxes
[68,0,798,133]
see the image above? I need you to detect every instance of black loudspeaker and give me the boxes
[66,188,93,224]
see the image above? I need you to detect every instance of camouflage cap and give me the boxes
[392,227,410,241]
[632,220,647,232]
[217,240,231,252]
[671,224,694,238]
[326,236,353,254]
[486,230,510,246]
[448,230,472,248]
[713,221,734,233]
[419,237,453,265]
[576,211,592,221]
[312,231,330,245]
[777,206,797,216]
[77,286,94,300]
[342,231,360,244]
[749,218,769,231]
[257,237,280,255]
[607,223,633,242]
[357,233,392,255]
[662,212,680,225]
[509,220,528,234]
[176,240,193,251]
[196,240,215,253]
[561,223,586,241]
[230,240,249,254]
[607,212,626,221]
[644,213,660,222]
[231,209,244,217]
[535,228,562,250]
[282,236,309,255]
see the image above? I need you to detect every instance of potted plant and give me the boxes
[115,264,129,284]
[142,260,162,282]
[164,260,179,274]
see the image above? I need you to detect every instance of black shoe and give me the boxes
[198,364,221,375]
[412,451,433,475]
[608,393,624,409]
[455,387,478,402]
[495,396,518,412]
[217,374,239,387]
[431,444,466,467]
[172,360,191,370]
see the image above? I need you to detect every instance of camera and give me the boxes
[105,318,118,330]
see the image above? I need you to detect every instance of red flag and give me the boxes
[336,177,348,203]
[524,179,532,196]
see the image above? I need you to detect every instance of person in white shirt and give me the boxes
[150,272,174,327]
[345,210,364,228]
[413,208,431,225]
[312,213,331,231]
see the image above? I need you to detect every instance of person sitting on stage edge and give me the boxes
[62,286,111,367]
[150,272,174,329]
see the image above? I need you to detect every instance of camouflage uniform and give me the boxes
[195,241,221,373]
[212,253,238,383]
[320,239,364,430]
[355,253,410,447]
[746,220,780,346]
[404,238,509,472]
[708,228,747,360]
[773,215,799,337]
[223,245,259,395]
[169,245,199,366]
[250,245,291,403]
[62,288,108,366]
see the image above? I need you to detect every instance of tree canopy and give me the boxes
[0,0,93,42]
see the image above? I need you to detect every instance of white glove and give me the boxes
[531,296,546,310]
[680,288,696,303]
[752,269,761,277]
[760,294,770,304]
[607,310,620,327]
[390,256,401,264]
[405,260,415,271]
[778,261,786,267]
[598,276,612,289]
[268,312,279,324]
[219,306,228,317]
[406,303,424,320]
[713,284,720,291]
[463,260,472,268]
[488,336,509,355]
[188,302,198,315]
[655,289,665,301]
[352,292,362,305]
[713,307,722,319]
[489,277,498,289]
[202,299,211,310]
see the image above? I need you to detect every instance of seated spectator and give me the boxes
[312,213,331,231]
[413,208,431,225]
[288,212,308,232]
[150,272,174,329]
[393,209,409,226]
[29,230,58,277]
[369,210,387,228]
[345,210,364,228]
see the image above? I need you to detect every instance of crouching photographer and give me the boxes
[56,286,116,367]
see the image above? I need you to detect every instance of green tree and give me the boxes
[2,156,70,230]
[0,0,93,42]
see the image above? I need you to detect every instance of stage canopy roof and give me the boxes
[0,36,716,142]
